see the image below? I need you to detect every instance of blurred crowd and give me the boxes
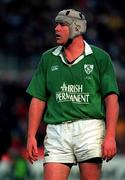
[0,0,125,67]
[0,0,125,178]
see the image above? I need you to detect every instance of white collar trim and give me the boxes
[52,40,93,56]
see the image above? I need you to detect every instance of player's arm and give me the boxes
[26,97,46,164]
[102,93,119,162]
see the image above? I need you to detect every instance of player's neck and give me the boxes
[64,36,85,62]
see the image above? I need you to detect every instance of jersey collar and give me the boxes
[52,41,93,56]
[52,40,93,66]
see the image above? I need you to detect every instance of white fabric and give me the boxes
[43,119,105,164]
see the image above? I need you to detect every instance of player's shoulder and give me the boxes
[90,45,109,57]
[42,46,58,58]
[38,46,59,66]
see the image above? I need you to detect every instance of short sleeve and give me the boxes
[26,55,48,101]
[100,54,119,97]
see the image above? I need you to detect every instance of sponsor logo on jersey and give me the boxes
[56,82,90,104]
[51,65,59,71]
[84,64,94,75]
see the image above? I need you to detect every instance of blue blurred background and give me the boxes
[0,0,125,179]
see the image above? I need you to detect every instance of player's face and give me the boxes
[55,22,70,45]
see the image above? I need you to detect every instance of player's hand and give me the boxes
[102,135,117,162]
[26,136,38,164]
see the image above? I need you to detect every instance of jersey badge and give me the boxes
[84,64,94,75]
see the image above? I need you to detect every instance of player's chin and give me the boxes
[56,40,63,45]
[55,37,65,45]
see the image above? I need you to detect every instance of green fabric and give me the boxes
[26,43,119,124]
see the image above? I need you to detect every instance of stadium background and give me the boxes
[0,0,125,179]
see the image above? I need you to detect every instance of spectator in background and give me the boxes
[0,120,11,160]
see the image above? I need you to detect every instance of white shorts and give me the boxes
[43,119,105,164]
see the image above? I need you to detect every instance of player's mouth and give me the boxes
[56,34,61,39]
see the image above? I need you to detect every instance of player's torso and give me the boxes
[46,53,100,104]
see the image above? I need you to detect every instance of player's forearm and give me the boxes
[27,97,46,138]
[104,94,119,138]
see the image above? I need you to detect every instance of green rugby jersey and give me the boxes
[26,41,119,124]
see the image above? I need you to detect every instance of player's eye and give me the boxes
[55,22,67,27]
[59,22,66,26]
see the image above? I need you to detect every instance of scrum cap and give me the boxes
[55,9,87,39]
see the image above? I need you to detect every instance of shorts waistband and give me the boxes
[61,119,103,124]
[62,120,74,124]
[50,119,104,125]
